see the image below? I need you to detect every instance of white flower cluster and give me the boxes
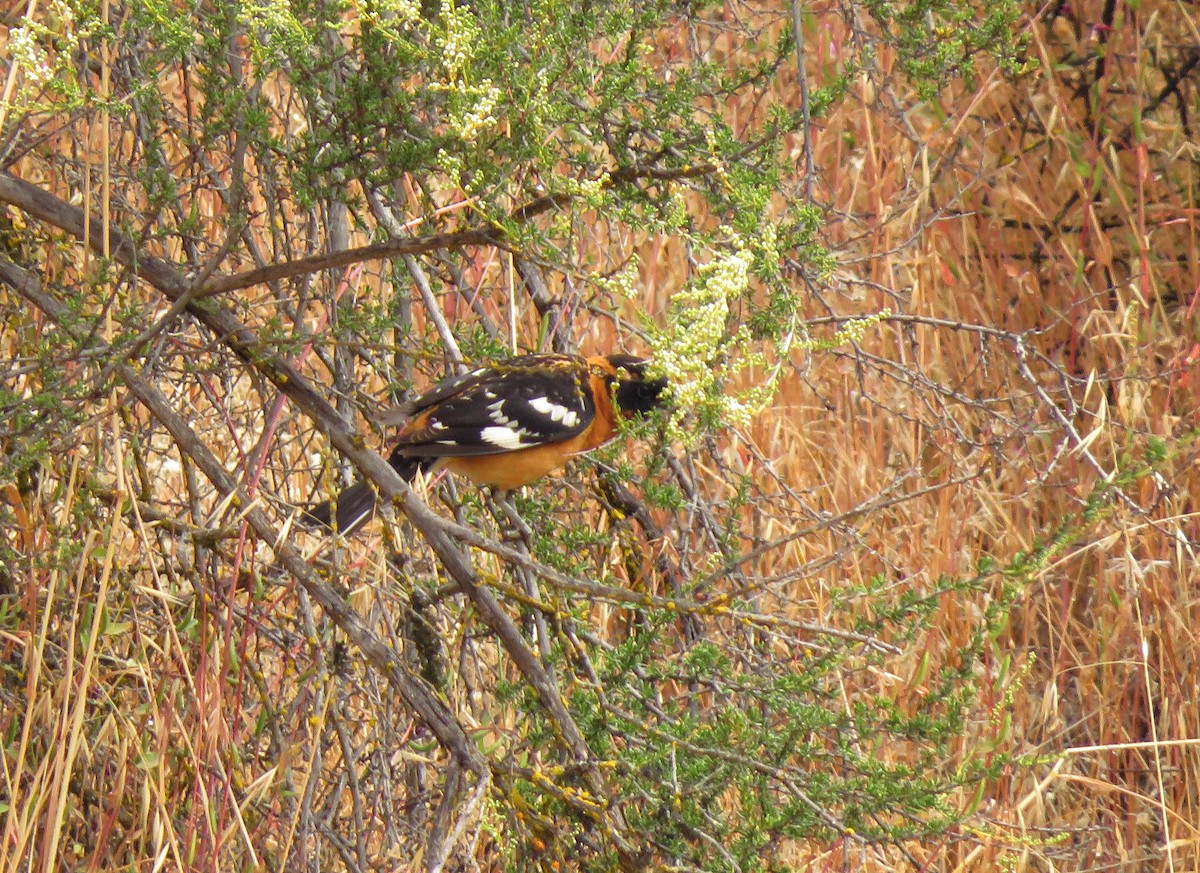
[704,128,731,188]
[449,79,500,141]
[7,26,54,88]
[431,0,504,144]
[560,171,609,208]
[591,254,640,300]
[653,244,758,433]
[440,0,481,78]
[832,310,889,345]
[650,222,889,443]
[575,172,608,206]
[758,221,779,271]
[804,309,892,352]
[360,0,421,27]
[6,1,83,113]
[436,148,464,179]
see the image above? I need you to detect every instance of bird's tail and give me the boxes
[303,451,430,536]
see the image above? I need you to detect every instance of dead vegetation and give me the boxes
[1,0,1198,871]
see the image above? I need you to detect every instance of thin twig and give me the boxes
[790,0,815,198]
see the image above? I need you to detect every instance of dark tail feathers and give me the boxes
[303,452,429,536]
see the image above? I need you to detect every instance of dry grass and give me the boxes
[765,2,1200,869]
[3,0,1200,871]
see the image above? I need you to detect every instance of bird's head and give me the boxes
[604,354,670,416]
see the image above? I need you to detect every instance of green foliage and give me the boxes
[536,583,1001,870]
[858,0,1027,99]
[489,460,1167,872]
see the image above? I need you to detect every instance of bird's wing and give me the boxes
[395,358,597,458]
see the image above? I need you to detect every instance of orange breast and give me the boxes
[440,442,585,489]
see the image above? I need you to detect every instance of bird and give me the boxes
[305,353,668,534]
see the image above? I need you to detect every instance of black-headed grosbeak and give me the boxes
[306,353,667,534]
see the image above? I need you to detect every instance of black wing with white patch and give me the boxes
[395,357,596,458]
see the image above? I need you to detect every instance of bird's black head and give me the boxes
[606,354,669,416]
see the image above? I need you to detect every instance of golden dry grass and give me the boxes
[2,0,1199,871]
[758,2,1200,869]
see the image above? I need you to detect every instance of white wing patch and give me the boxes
[487,399,511,424]
[480,425,532,450]
[527,396,581,428]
